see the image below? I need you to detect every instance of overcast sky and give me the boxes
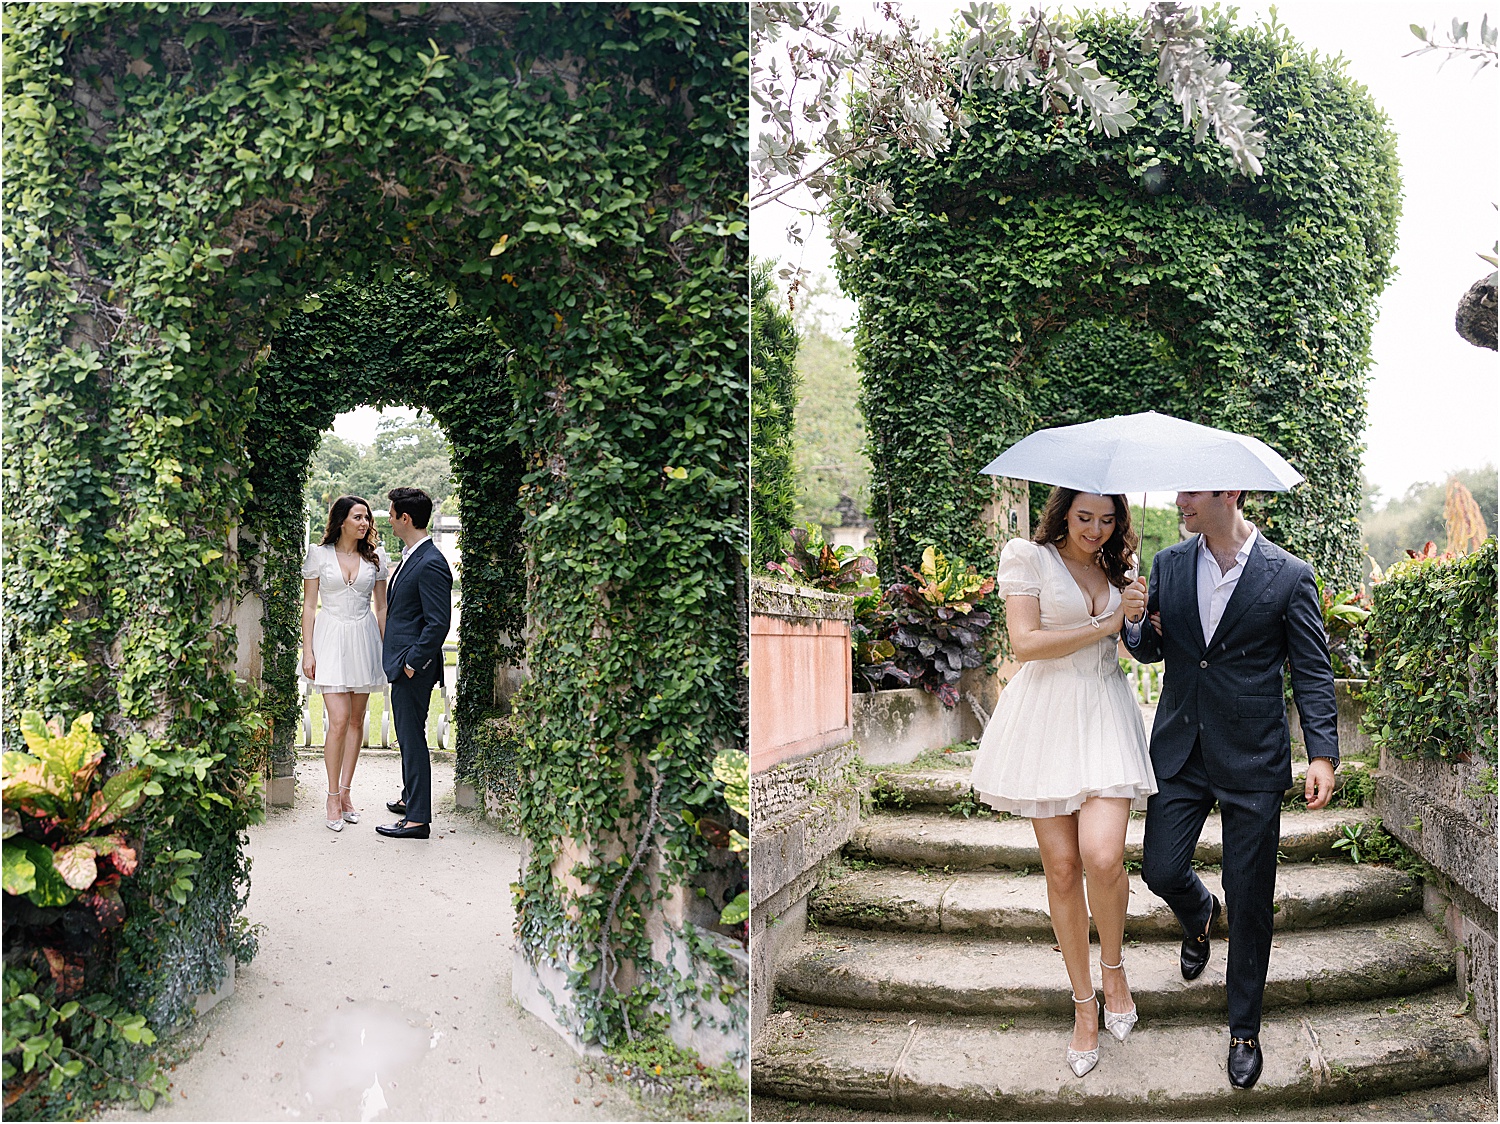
[750,0,1499,508]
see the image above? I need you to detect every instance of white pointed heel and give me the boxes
[1066,990,1100,1077]
[339,783,360,823]
[325,790,344,832]
[1101,957,1139,1042]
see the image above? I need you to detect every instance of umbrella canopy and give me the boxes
[979,411,1304,494]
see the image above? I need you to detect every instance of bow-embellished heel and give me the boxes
[325,790,344,832]
[1066,990,1100,1077]
[1101,957,1139,1042]
[339,783,360,823]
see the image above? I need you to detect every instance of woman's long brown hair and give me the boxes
[320,495,380,566]
[1031,486,1139,588]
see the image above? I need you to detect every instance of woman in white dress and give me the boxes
[301,495,390,832]
[969,488,1156,1077]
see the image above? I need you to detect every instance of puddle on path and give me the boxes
[298,1000,430,1121]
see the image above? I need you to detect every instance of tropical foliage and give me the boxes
[883,548,996,708]
[765,523,876,593]
[1316,580,1372,681]
[1361,466,1496,570]
[303,412,456,523]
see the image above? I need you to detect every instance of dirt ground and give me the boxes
[103,754,640,1123]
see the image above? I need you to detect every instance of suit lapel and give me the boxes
[1167,539,1206,655]
[390,539,426,601]
[1207,534,1283,648]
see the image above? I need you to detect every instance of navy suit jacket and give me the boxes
[381,537,452,686]
[1123,531,1338,791]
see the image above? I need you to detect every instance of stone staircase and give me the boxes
[753,751,1490,1119]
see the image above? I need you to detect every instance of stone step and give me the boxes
[875,760,1369,811]
[810,861,1421,937]
[777,916,1454,1017]
[847,807,1372,870]
[753,991,1488,1119]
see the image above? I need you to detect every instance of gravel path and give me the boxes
[105,755,638,1122]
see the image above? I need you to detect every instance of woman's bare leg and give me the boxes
[1033,813,1097,1051]
[339,693,368,813]
[1078,796,1135,1014]
[323,691,350,822]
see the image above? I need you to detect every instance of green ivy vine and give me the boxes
[2,3,747,1098]
[1362,540,1498,764]
[834,10,1400,590]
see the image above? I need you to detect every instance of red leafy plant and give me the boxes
[2,713,150,996]
[884,547,996,708]
[766,523,876,594]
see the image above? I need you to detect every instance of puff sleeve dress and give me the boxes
[968,538,1157,818]
[301,543,390,694]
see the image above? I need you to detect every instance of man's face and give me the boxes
[1176,491,1235,533]
[388,510,410,536]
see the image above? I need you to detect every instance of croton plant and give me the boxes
[2,713,150,994]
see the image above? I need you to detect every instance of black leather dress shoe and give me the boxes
[1227,1037,1263,1089]
[1181,894,1222,980]
[375,818,429,839]
[386,799,407,815]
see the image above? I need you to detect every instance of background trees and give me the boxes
[303,412,456,526]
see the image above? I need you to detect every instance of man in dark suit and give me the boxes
[1122,488,1338,1090]
[376,486,452,841]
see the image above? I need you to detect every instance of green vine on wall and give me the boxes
[3,5,746,1103]
[835,10,1400,593]
[1362,539,1498,764]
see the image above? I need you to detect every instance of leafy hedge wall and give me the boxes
[2,2,746,1099]
[751,260,801,568]
[1362,540,1498,764]
[835,10,1400,589]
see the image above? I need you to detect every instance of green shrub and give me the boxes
[752,261,801,569]
[1362,539,1497,763]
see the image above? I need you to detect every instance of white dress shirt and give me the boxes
[1196,525,1257,645]
[1123,525,1258,646]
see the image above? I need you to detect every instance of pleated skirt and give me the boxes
[969,660,1157,819]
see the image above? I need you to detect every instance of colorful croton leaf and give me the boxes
[1,712,149,913]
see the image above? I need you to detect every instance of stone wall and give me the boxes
[1374,748,1498,1090]
[852,687,971,764]
[749,578,863,1043]
[1289,679,1372,760]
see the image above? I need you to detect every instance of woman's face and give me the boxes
[342,504,372,543]
[1065,493,1117,557]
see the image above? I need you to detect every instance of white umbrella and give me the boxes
[978,411,1304,494]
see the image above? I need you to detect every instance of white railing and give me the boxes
[298,643,457,750]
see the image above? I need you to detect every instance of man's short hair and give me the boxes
[1212,490,1250,509]
[387,486,434,529]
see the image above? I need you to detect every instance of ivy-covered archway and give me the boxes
[3,0,747,1086]
[241,278,525,793]
[836,11,1400,589]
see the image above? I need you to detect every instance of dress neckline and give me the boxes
[1043,542,1115,618]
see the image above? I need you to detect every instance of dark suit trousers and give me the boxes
[1142,741,1281,1039]
[390,674,434,823]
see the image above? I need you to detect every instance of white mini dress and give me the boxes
[301,543,390,695]
[969,538,1157,819]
